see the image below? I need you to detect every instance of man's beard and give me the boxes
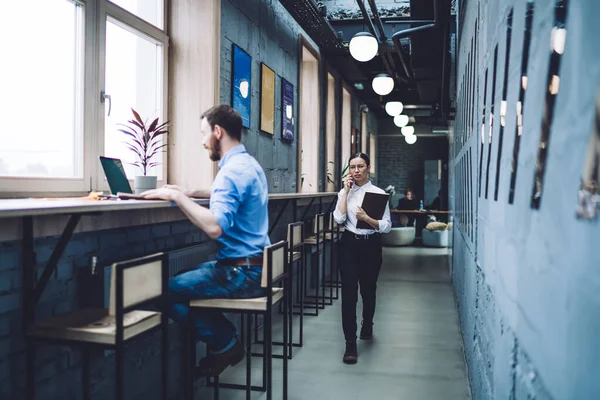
[209,136,221,161]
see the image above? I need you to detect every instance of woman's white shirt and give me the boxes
[333,181,392,235]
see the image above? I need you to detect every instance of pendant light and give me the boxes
[385,101,404,116]
[349,32,378,62]
[372,73,394,96]
[393,114,409,128]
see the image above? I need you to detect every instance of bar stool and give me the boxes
[27,253,169,400]
[263,221,304,359]
[302,213,327,315]
[187,241,290,400]
[323,213,342,302]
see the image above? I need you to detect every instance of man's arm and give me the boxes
[163,184,211,199]
[173,193,222,238]
[184,188,211,198]
[140,188,223,239]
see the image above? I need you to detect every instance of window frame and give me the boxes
[0,0,169,197]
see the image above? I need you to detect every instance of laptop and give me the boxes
[98,156,144,199]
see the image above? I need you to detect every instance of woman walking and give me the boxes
[333,153,392,364]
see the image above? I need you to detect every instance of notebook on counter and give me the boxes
[357,192,389,229]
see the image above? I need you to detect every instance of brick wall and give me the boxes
[452,0,600,399]
[220,0,302,193]
[377,119,449,207]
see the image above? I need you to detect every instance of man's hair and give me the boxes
[404,188,413,196]
[201,104,243,141]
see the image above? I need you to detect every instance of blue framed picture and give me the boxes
[232,44,251,128]
[281,78,294,141]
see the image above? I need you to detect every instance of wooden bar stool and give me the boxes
[27,253,169,400]
[302,213,327,315]
[188,241,290,400]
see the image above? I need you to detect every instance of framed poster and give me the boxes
[281,78,294,141]
[260,63,276,135]
[232,44,251,128]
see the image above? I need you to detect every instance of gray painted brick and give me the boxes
[150,224,170,238]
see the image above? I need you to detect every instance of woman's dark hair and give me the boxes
[348,152,371,166]
[201,104,243,141]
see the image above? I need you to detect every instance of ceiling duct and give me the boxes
[391,0,444,81]
[354,0,398,82]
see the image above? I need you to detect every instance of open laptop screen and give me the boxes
[99,156,133,195]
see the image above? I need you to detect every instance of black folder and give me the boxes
[357,192,390,229]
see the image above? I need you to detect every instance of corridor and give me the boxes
[201,247,470,400]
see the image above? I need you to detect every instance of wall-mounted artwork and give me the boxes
[260,63,276,135]
[232,44,251,128]
[576,91,600,220]
[281,78,294,141]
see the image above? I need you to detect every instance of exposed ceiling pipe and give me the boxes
[391,0,444,82]
[367,0,387,41]
[354,0,399,83]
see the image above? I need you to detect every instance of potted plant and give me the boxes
[118,108,169,194]
[326,160,349,190]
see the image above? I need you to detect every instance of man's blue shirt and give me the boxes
[210,144,271,260]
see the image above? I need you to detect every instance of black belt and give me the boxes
[220,257,263,267]
[344,231,380,240]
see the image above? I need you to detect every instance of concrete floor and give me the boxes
[196,246,471,400]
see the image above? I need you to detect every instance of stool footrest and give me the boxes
[205,382,266,392]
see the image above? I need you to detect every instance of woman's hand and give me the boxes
[356,206,368,221]
[344,176,354,193]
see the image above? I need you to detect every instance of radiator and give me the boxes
[103,242,216,308]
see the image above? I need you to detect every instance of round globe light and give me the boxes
[405,134,417,144]
[394,114,409,128]
[401,126,415,136]
[372,73,394,96]
[385,101,404,116]
[349,32,378,62]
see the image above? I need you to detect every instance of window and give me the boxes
[0,0,85,190]
[326,73,337,192]
[531,0,569,209]
[494,9,514,201]
[0,0,168,196]
[509,1,535,204]
[103,18,165,181]
[299,43,320,193]
[109,0,164,28]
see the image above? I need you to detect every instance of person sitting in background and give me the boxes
[396,188,418,210]
[430,191,442,210]
[396,188,418,226]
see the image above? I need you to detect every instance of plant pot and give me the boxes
[134,175,157,194]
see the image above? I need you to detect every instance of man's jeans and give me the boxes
[169,260,266,352]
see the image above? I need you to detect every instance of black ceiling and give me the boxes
[278,0,453,124]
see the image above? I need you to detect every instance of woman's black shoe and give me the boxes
[343,340,358,364]
[359,321,373,340]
